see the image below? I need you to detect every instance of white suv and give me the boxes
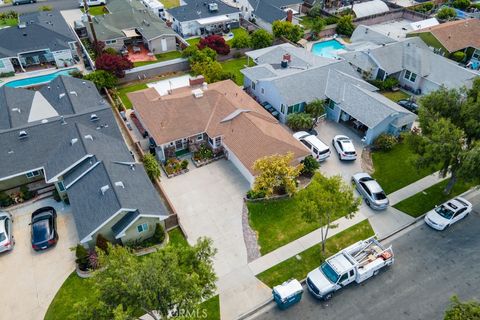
[293,131,330,161]
[0,212,14,253]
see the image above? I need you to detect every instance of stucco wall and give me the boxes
[223,144,254,186]
[148,35,177,53]
[120,216,161,244]
[0,174,44,192]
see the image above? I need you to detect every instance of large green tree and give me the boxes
[444,295,480,320]
[71,239,217,320]
[272,20,304,43]
[250,29,273,49]
[299,173,360,254]
[335,15,355,36]
[83,70,118,89]
[414,78,480,194]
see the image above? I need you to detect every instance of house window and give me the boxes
[287,105,293,114]
[57,181,65,192]
[281,104,285,114]
[105,40,117,45]
[404,70,417,83]
[26,170,40,178]
[196,134,203,141]
[251,82,256,90]
[137,223,148,233]
[261,88,265,94]
[215,136,222,147]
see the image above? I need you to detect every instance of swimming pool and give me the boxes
[311,40,345,59]
[4,68,79,88]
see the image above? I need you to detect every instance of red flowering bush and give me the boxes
[197,35,230,55]
[95,53,133,78]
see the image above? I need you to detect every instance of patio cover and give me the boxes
[352,0,389,18]
[122,29,140,38]
[196,15,231,25]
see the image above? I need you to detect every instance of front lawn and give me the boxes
[257,220,374,288]
[191,295,220,320]
[81,5,107,16]
[161,0,179,8]
[220,57,249,85]
[380,90,410,102]
[187,37,201,47]
[372,142,437,194]
[0,18,17,27]
[393,180,476,218]
[117,83,148,109]
[132,51,183,67]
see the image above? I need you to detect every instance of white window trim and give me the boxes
[404,70,417,83]
[137,223,149,233]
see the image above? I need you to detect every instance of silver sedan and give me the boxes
[0,212,14,253]
[352,173,389,210]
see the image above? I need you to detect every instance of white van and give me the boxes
[293,131,330,161]
[79,0,106,7]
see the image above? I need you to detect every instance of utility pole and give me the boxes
[83,0,100,54]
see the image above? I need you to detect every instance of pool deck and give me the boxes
[0,63,86,87]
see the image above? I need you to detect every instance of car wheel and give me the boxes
[443,224,450,230]
[30,0,34,3]
[365,198,370,207]
[324,292,333,300]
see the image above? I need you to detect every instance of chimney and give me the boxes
[283,53,291,62]
[286,9,293,23]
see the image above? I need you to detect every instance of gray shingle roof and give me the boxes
[20,10,76,40]
[249,0,301,23]
[111,210,140,237]
[167,0,239,22]
[350,25,396,45]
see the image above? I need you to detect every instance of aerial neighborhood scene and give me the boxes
[0,0,479,317]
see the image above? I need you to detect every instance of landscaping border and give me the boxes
[192,154,225,168]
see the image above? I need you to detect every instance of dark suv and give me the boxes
[31,207,58,251]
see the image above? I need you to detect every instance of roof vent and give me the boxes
[41,119,49,123]
[71,138,78,145]
[208,2,218,12]
[60,116,67,125]
[100,185,110,195]
[90,114,99,122]
[192,88,204,98]
[84,134,94,141]
[18,130,28,139]
[59,93,66,99]
[114,181,125,188]
[11,108,21,113]
[47,86,51,90]
[69,91,78,96]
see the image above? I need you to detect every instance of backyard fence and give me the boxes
[119,58,190,84]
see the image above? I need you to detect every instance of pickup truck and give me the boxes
[306,237,394,300]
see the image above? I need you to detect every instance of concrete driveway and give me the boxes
[0,198,78,320]
[161,159,250,278]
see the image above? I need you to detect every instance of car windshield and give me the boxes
[373,192,387,200]
[320,262,340,283]
[435,205,455,219]
[32,218,51,243]
[0,232,5,242]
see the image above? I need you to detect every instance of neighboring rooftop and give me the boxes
[129,80,310,176]
[167,0,239,22]
[408,19,480,53]
[248,0,301,24]
[351,0,389,18]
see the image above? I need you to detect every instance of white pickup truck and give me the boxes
[306,237,394,300]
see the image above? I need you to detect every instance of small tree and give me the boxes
[310,18,325,38]
[95,53,133,78]
[231,32,251,49]
[299,173,361,254]
[84,70,118,89]
[250,29,273,49]
[308,4,323,17]
[143,153,161,182]
[252,152,303,197]
[152,223,165,244]
[301,155,320,176]
[191,59,224,83]
[39,5,53,11]
[75,244,89,270]
[272,20,304,43]
[437,7,456,20]
[286,112,314,131]
[198,35,231,55]
[96,234,110,253]
[305,99,325,125]
[452,0,470,10]
[336,15,355,36]
[444,295,480,320]
[451,51,466,62]
[92,40,106,56]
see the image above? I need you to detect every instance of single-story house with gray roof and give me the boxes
[0,76,169,246]
[0,10,77,74]
[236,0,303,31]
[241,44,416,144]
[165,0,240,37]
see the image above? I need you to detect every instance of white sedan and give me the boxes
[332,135,357,161]
[424,197,472,231]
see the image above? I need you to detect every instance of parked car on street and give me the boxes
[352,173,389,210]
[30,207,58,251]
[13,0,36,5]
[0,212,14,253]
[397,99,419,113]
[293,131,330,161]
[307,237,394,300]
[332,135,357,160]
[424,197,472,231]
[78,0,106,7]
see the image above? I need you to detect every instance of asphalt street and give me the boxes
[254,196,480,320]
[0,0,78,14]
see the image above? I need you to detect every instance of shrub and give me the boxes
[437,7,456,20]
[20,185,35,201]
[39,5,52,11]
[164,158,184,175]
[181,159,189,170]
[451,51,466,62]
[218,70,237,82]
[452,0,470,10]
[198,35,231,55]
[231,32,251,49]
[92,40,106,55]
[75,244,89,271]
[193,144,214,161]
[53,189,61,202]
[143,153,161,181]
[152,223,165,244]
[412,2,433,12]
[250,29,273,49]
[246,189,266,199]
[325,16,339,25]
[286,112,314,131]
[0,72,15,78]
[301,155,320,176]
[336,15,355,36]
[369,77,399,91]
[95,53,133,78]
[373,133,398,151]
[84,70,118,89]
[0,192,13,208]
[96,234,109,253]
[272,20,304,43]
[308,5,323,17]
[69,70,84,79]
[88,250,100,270]
[104,47,118,55]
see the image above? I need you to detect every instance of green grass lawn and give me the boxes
[117,83,148,109]
[81,5,107,16]
[45,228,213,320]
[133,51,183,67]
[257,220,374,288]
[0,18,17,27]
[372,142,437,194]
[226,28,249,46]
[298,16,317,29]
[187,37,201,47]
[248,181,356,255]
[191,295,220,320]
[220,57,249,86]
[161,0,179,8]
[380,90,411,102]
[393,180,476,218]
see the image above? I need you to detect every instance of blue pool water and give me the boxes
[4,68,79,88]
[311,40,345,59]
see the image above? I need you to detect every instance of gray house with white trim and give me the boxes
[0,76,169,246]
